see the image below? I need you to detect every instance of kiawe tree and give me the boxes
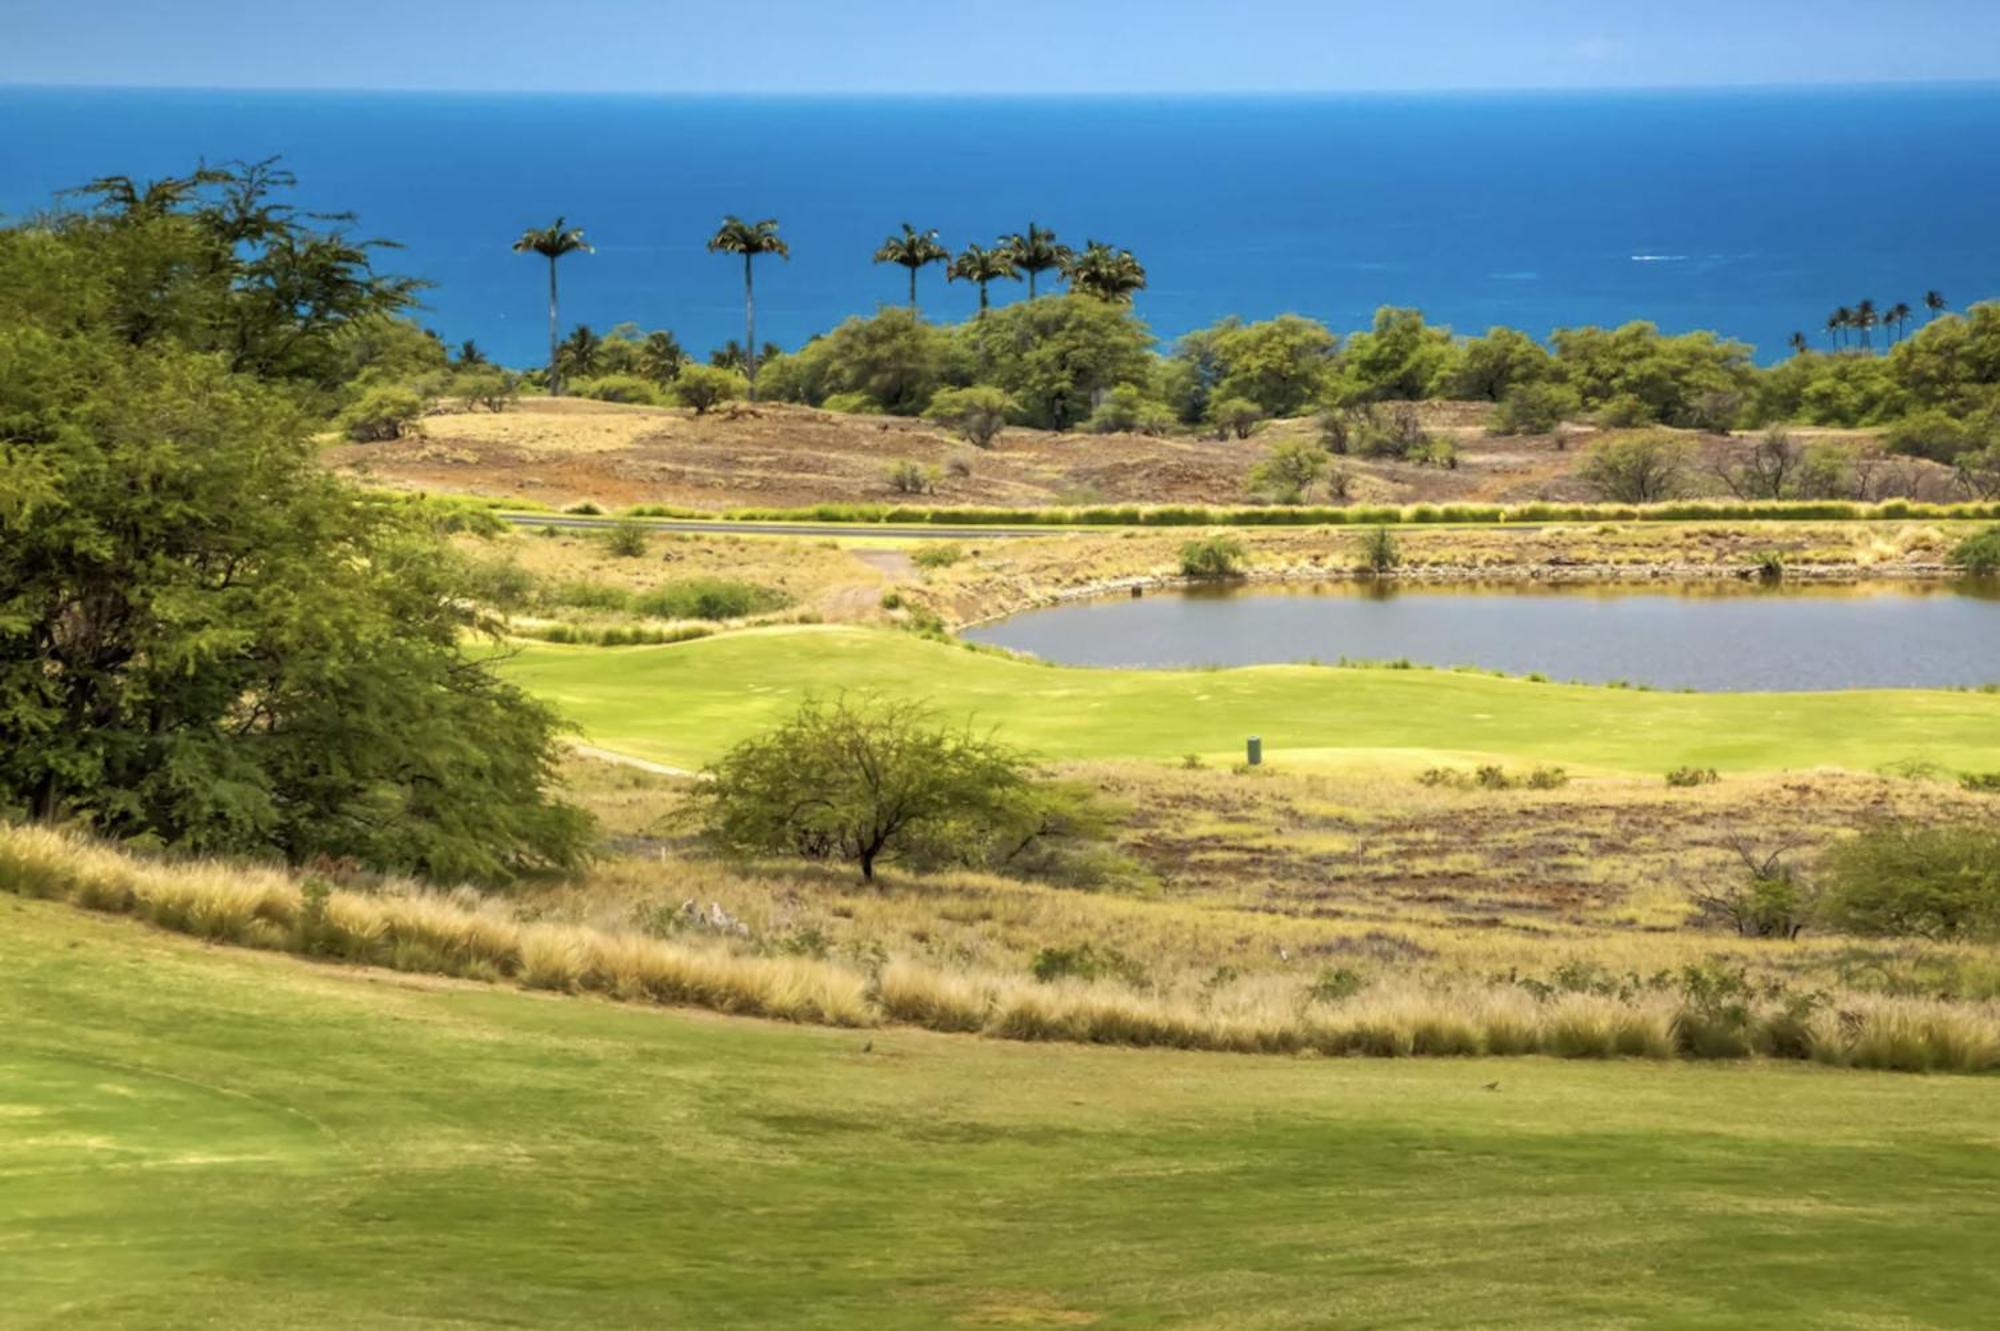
[512,216,592,396]
[3,165,591,881]
[706,215,789,398]
[1002,223,1072,299]
[873,223,950,313]
[946,242,1021,315]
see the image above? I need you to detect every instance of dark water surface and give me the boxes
[961,582,2000,691]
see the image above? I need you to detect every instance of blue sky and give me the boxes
[5,0,1998,93]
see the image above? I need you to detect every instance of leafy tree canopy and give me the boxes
[963,295,1154,431]
[0,166,591,882]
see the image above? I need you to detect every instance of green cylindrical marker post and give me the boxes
[1246,736,1262,766]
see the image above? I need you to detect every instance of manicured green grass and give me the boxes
[501,626,2000,773]
[6,895,2000,1329]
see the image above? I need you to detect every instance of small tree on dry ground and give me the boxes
[689,696,1035,881]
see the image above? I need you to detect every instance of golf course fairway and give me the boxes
[7,895,2000,1329]
[500,626,2000,773]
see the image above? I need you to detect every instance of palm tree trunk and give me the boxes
[743,254,757,401]
[908,266,918,311]
[978,281,990,316]
[546,256,561,397]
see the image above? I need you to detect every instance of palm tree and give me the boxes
[1925,289,1948,322]
[1854,299,1878,352]
[1061,240,1148,303]
[456,338,488,366]
[946,243,1022,315]
[512,217,592,395]
[1002,223,1073,299]
[1887,301,1913,345]
[707,216,789,398]
[1826,308,1849,351]
[557,324,602,382]
[872,223,950,312]
[1788,331,1809,357]
[637,330,686,384]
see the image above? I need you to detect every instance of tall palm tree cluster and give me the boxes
[920,221,1146,312]
[1798,290,1946,356]
[512,214,1143,398]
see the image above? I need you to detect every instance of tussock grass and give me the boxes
[4,823,1996,1071]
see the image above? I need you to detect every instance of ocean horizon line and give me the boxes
[8,79,2000,101]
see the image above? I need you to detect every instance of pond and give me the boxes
[960,581,2000,691]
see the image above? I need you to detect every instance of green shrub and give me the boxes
[886,460,940,495]
[821,390,885,415]
[338,384,429,442]
[1665,766,1720,788]
[1179,534,1248,578]
[1961,772,2000,793]
[1208,396,1264,440]
[1408,436,1460,469]
[1951,526,2000,575]
[1689,843,1816,939]
[1086,383,1175,436]
[911,543,964,570]
[572,373,662,405]
[1818,823,2000,940]
[673,363,747,415]
[1579,431,1693,503]
[1030,942,1146,985]
[1306,967,1366,1003]
[544,579,632,612]
[925,384,1015,446]
[601,521,649,558]
[1246,438,1329,504]
[630,579,789,621]
[1358,525,1401,573]
[1491,380,1581,435]
[449,366,519,413]
[1883,408,1988,464]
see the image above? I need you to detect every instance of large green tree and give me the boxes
[963,294,1154,430]
[706,216,789,398]
[1,167,591,882]
[512,217,592,396]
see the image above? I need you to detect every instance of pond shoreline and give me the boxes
[950,562,1968,630]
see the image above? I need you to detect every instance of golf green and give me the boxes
[501,626,2000,773]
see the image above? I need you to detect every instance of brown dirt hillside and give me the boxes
[326,396,1934,512]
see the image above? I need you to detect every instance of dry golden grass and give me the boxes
[5,817,1994,1071]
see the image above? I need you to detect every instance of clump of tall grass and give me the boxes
[5,825,1996,1072]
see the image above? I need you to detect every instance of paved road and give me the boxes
[499,512,1064,540]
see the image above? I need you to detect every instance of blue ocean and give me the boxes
[4,85,1998,366]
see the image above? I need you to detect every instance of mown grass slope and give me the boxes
[6,895,2000,1329]
[501,626,2000,773]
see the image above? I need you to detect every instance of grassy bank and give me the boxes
[6,893,2000,1328]
[498,625,2000,773]
[610,497,2000,528]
